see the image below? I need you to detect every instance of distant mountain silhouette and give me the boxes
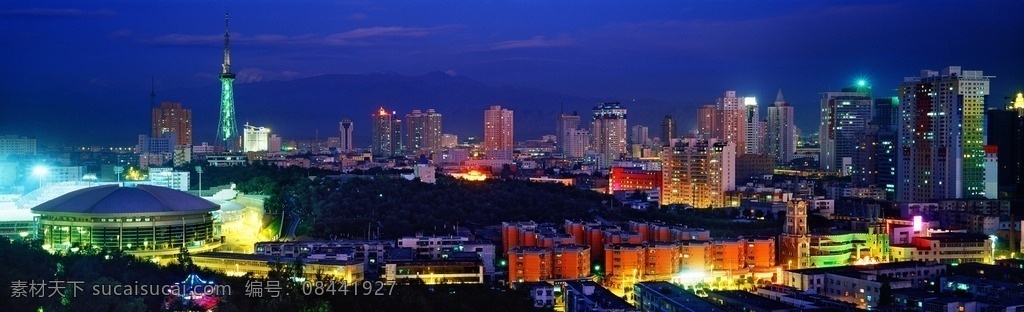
[2,71,686,147]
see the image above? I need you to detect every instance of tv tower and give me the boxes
[216,12,238,150]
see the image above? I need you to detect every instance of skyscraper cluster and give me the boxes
[896,67,990,201]
[370,107,443,158]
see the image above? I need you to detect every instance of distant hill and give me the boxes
[2,71,691,147]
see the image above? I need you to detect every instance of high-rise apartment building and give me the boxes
[339,118,354,151]
[986,93,1024,197]
[820,85,873,174]
[591,102,628,164]
[151,102,192,147]
[371,108,394,157]
[483,105,514,153]
[565,129,590,158]
[0,135,36,157]
[874,97,900,199]
[765,90,795,164]
[405,109,443,156]
[391,119,403,156]
[743,97,762,155]
[718,91,748,155]
[242,123,270,152]
[556,112,581,156]
[661,115,676,142]
[696,104,720,140]
[660,139,736,208]
[897,66,990,202]
[630,125,648,145]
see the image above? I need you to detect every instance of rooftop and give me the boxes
[32,184,219,216]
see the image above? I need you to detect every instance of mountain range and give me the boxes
[2,71,697,147]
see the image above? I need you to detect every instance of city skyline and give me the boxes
[2,1,1022,146]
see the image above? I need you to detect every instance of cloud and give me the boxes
[348,13,368,21]
[325,25,459,42]
[136,25,458,47]
[484,35,574,50]
[235,68,307,83]
[0,8,115,18]
[109,29,133,38]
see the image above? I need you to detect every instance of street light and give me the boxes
[113,166,124,184]
[32,165,49,189]
[195,166,204,196]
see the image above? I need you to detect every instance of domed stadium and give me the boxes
[32,184,222,256]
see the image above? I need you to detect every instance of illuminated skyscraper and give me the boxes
[660,138,736,208]
[660,115,676,142]
[743,97,762,155]
[151,102,192,147]
[819,84,872,174]
[339,118,354,151]
[765,90,795,164]
[483,105,514,153]
[371,108,394,157]
[405,109,443,156]
[591,102,627,164]
[717,91,747,155]
[897,66,990,201]
[242,123,270,152]
[556,112,581,156]
[216,13,238,150]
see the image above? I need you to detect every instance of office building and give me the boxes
[242,123,270,152]
[338,118,353,151]
[696,104,721,141]
[630,125,648,145]
[137,133,176,154]
[820,84,872,174]
[660,139,736,208]
[897,66,991,201]
[744,96,762,154]
[660,115,677,142]
[0,135,37,157]
[371,108,394,157]
[151,102,192,147]
[557,112,582,155]
[564,129,590,158]
[718,91,748,155]
[592,102,628,165]
[609,166,662,194]
[986,93,1024,197]
[405,109,443,156]
[890,233,993,265]
[765,89,796,164]
[483,105,514,154]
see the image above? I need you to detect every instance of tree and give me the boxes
[176,246,195,273]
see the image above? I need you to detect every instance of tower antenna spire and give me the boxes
[222,12,231,74]
[150,76,156,107]
[216,12,238,150]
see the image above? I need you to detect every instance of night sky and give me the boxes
[2,1,1022,146]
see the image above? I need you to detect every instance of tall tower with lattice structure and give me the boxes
[216,13,238,150]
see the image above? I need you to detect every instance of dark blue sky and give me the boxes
[2,0,1022,146]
